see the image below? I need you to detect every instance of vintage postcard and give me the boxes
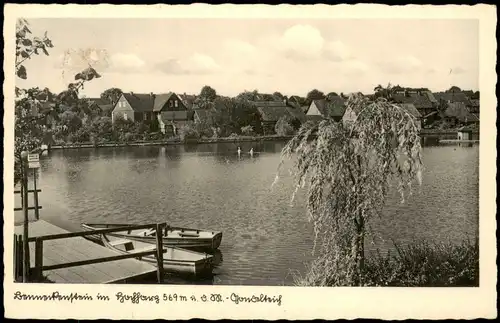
[3,3,497,320]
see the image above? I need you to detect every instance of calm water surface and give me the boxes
[17,140,479,285]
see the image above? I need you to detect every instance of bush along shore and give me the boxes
[48,135,296,150]
[293,238,479,287]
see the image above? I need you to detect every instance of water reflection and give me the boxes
[36,140,478,285]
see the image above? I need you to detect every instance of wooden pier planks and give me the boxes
[14,220,157,284]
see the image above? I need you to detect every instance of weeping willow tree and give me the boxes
[275,91,424,286]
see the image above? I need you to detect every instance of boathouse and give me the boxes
[457,126,479,141]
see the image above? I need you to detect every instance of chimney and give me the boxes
[283,96,288,106]
[150,92,155,99]
[130,91,134,96]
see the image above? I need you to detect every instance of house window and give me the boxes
[123,113,128,120]
[175,100,178,108]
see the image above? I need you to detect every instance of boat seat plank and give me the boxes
[133,245,158,253]
[109,239,132,246]
[133,229,154,236]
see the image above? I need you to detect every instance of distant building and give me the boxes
[433,91,471,106]
[254,101,292,135]
[440,102,479,127]
[87,98,114,117]
[392,91,436,119]
[111,92,192,135]
[112,92,156,123]
[397,103,423,130]
[307,97,346,122]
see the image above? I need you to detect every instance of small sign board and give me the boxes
[27,153,40,169]
[27,154,39,162]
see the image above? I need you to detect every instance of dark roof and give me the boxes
[462,90,474,98]
[153,92,175,112]
[443,102,479,123]
[398,103,421,118]
[122,93,155,112]
[87,98,111,106]
[301,105,310,113]
[253,101,287,108]
[433,92,471,105]
[121,92,185,113]
[423,91,438,104]
[458,125,476,132]
[160,110,194,122]
[99,104,114,113]
[256,105,290,122]
[285,106,307,122]
[470,99,480,107]
[312,98,346,118]
[180,94,197,109]
[392,92,433,110]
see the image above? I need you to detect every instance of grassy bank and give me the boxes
[294,238,479,287]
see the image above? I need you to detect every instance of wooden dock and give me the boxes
[14,220,158,284]
[438,139,479,144]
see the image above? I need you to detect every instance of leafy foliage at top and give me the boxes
[14,19,101,184]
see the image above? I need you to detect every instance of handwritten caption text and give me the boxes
[13,291,282,306]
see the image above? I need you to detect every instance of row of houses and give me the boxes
[63,87,479,136]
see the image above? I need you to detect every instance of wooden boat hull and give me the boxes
[100,234,214,276]
[82,223,222,250]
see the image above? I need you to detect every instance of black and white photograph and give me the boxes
[3,4,497,320]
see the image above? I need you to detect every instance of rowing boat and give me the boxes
[100,233,214,276]
[82,223,222,250]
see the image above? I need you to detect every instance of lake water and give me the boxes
[15,139,479,286]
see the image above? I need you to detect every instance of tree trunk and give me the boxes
[351,214,365,286]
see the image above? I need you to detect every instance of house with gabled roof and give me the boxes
[433,91,471,106]
[392,91,435,118]
[87,97,114,117]
[111,91,192,135]
[306,97,347,122]
[253,101,292,135]
[112,92,156,123]
[440,101,479,127]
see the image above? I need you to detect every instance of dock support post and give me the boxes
[15,235,23,282]
[155,223,164,283]
[13,235,17,282]
[20,151,30,282]
[33,170,40,220]
[34,238,44,282]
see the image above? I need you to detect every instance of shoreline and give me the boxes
[48,129,479,150]
[49,135,296,150]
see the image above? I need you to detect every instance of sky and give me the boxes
[16,18,479,98]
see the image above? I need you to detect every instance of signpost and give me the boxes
[20,151,30,282]
[27,153,40,169]
[18,151,41,282]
